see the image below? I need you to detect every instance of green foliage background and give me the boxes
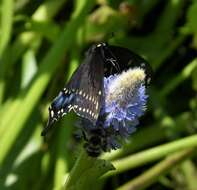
[0,0,197,189]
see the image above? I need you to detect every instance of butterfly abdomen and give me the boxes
[83,127,107,157]
[83,126,120,157]
[84,137,102,157]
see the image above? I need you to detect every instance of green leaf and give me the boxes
[65,150,115,190]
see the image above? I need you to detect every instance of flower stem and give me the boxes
[64,149,93,189]
[102,134,197,178]
[64,149,115,190]
[116,148,195,190]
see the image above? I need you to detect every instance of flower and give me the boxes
[102,68,148,134]
[80,67,149,156]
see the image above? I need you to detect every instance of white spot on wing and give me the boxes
[50,110,54,117]
[62,113,66,116]
[64,88,68,94]
[85,94,89,100]
[96,102,98,110]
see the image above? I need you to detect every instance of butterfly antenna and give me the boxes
[106,46,121,72]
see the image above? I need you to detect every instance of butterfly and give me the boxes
[41,43,151,136]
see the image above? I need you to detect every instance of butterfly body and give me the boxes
[41,43,151,136]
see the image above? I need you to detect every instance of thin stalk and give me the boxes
[181,160,197,190]
[159,59,197,97]
[0,0,14,103]
[102,134,197,178]
[0,0,14,55]
[117,148,195,190]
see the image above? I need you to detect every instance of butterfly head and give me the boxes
[96,42,107,48]
[88,42,107,54]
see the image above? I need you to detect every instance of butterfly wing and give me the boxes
[67,48,104,123]
[41,46,104,136]
[104,45,152,84]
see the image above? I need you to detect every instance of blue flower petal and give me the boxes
[102,69,148,134]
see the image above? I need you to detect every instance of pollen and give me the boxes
[106,68,146,105]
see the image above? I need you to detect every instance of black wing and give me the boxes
[41,46,104,136]
[103,45,152,84]
[67,48,104,122]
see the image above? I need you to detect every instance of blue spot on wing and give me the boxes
[41,91,75,136]
[51,91,74,111]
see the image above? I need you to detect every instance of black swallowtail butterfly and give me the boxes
[41,43,151,136]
